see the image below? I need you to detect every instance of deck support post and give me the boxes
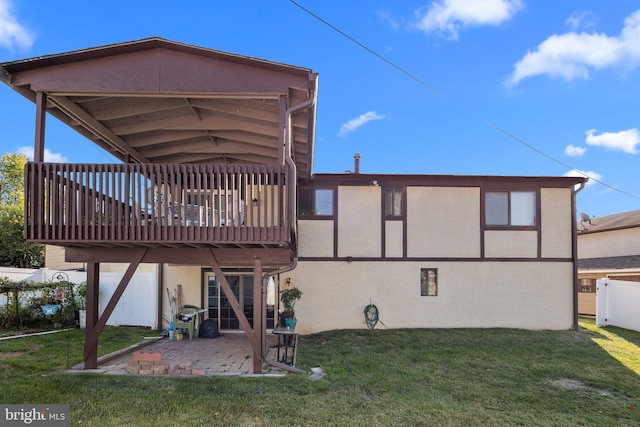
[34,91,46,163]
[206,249,262,373]
[84,261,100,369]
[252,257,263,374]
[83,248,147,369]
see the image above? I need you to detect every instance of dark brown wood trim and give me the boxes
[307,173,585,189]
[402,186,408,259]
[34,91,46,163]
[333,187,339,258]
[298,256,574,263]
[65,247,292,266]
[536,188,542,259]
[480,187,542,260]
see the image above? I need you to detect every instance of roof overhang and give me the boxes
[1,37,317,178]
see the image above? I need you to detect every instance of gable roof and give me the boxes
[577,209,640,234]
[0,37,317,178]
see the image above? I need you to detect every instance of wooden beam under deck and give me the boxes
[65,247,292,266]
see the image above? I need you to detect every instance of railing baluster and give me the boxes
[23,162,291,247]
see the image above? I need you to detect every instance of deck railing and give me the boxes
[24,162,292,247]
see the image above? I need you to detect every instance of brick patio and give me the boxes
[68,333,293,377]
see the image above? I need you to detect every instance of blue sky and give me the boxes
[0,0,639,219]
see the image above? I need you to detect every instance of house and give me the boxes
[577,210,640,315]
[1,38,586,373]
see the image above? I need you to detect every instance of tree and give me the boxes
[0,153,44,268]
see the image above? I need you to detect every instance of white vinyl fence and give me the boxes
[98,272,157,328]
[0,267,157,329]
[596,278,640,332]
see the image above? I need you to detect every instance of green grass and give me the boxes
[1,319,639,426]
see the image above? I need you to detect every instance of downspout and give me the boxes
[572,181,586,330]
[260,76,318,374]
[284,73,318,247]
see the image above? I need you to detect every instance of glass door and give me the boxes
[205,273,275,331]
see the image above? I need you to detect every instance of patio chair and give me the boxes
[174,307,198,341]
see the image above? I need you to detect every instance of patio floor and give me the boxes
[68,332,296,377]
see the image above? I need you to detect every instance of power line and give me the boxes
[289,0,443,97]
[485,121,640,201]
[290,1,640,203]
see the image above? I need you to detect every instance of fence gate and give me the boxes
[596,278,640,332]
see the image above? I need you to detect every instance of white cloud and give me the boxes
[18,146,69,163]
[566,11,597,32]
[565,144,586,157]
[507,10,640,86]
[0,0,35,51]
[564,169,602,187]
[413,0,523,40]
[339,111,386,137]
[585,128,640,154]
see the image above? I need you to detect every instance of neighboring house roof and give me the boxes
[0,37,318,178]
[578,255,640,270]
[577,209,640,234]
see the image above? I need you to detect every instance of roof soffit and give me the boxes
[1,38,316,177]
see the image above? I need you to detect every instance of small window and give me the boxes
[298,189,334,216]
[579,278,596,293]
[486,191,536,226]
[385,189,403,217]
[420,268,438,296]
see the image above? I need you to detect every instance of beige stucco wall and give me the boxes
[162,265,204,328]
[406,187,480,258]
[292,260,574,334]
[299,220,334,257]
[385,220,403,258]
[541,188,572,258]
[338,186,381,257]
[484,230,538,258]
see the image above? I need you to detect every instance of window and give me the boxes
[486,191,536,226]
[420,268,438,296]
[298,189,334,216]
[385,189,403,217]
[579,278,596,293]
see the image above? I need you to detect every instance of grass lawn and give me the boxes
[0,318,639,426]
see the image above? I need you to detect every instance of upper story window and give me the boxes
[385,189,403,217]
[298,189,334,216]
[486,191,536,226]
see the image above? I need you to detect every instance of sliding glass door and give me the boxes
[205,273,275,331]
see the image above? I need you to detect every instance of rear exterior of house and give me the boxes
[1,38,585,373]
[292,172,583,334]
[577,210,640,316]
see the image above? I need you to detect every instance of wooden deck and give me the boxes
[24,162,293,248]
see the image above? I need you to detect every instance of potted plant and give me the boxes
[37,289,61,315]
[279,287,302,328]
[76,283,87,328]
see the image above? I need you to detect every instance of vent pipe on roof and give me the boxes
[354,153,361,174]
